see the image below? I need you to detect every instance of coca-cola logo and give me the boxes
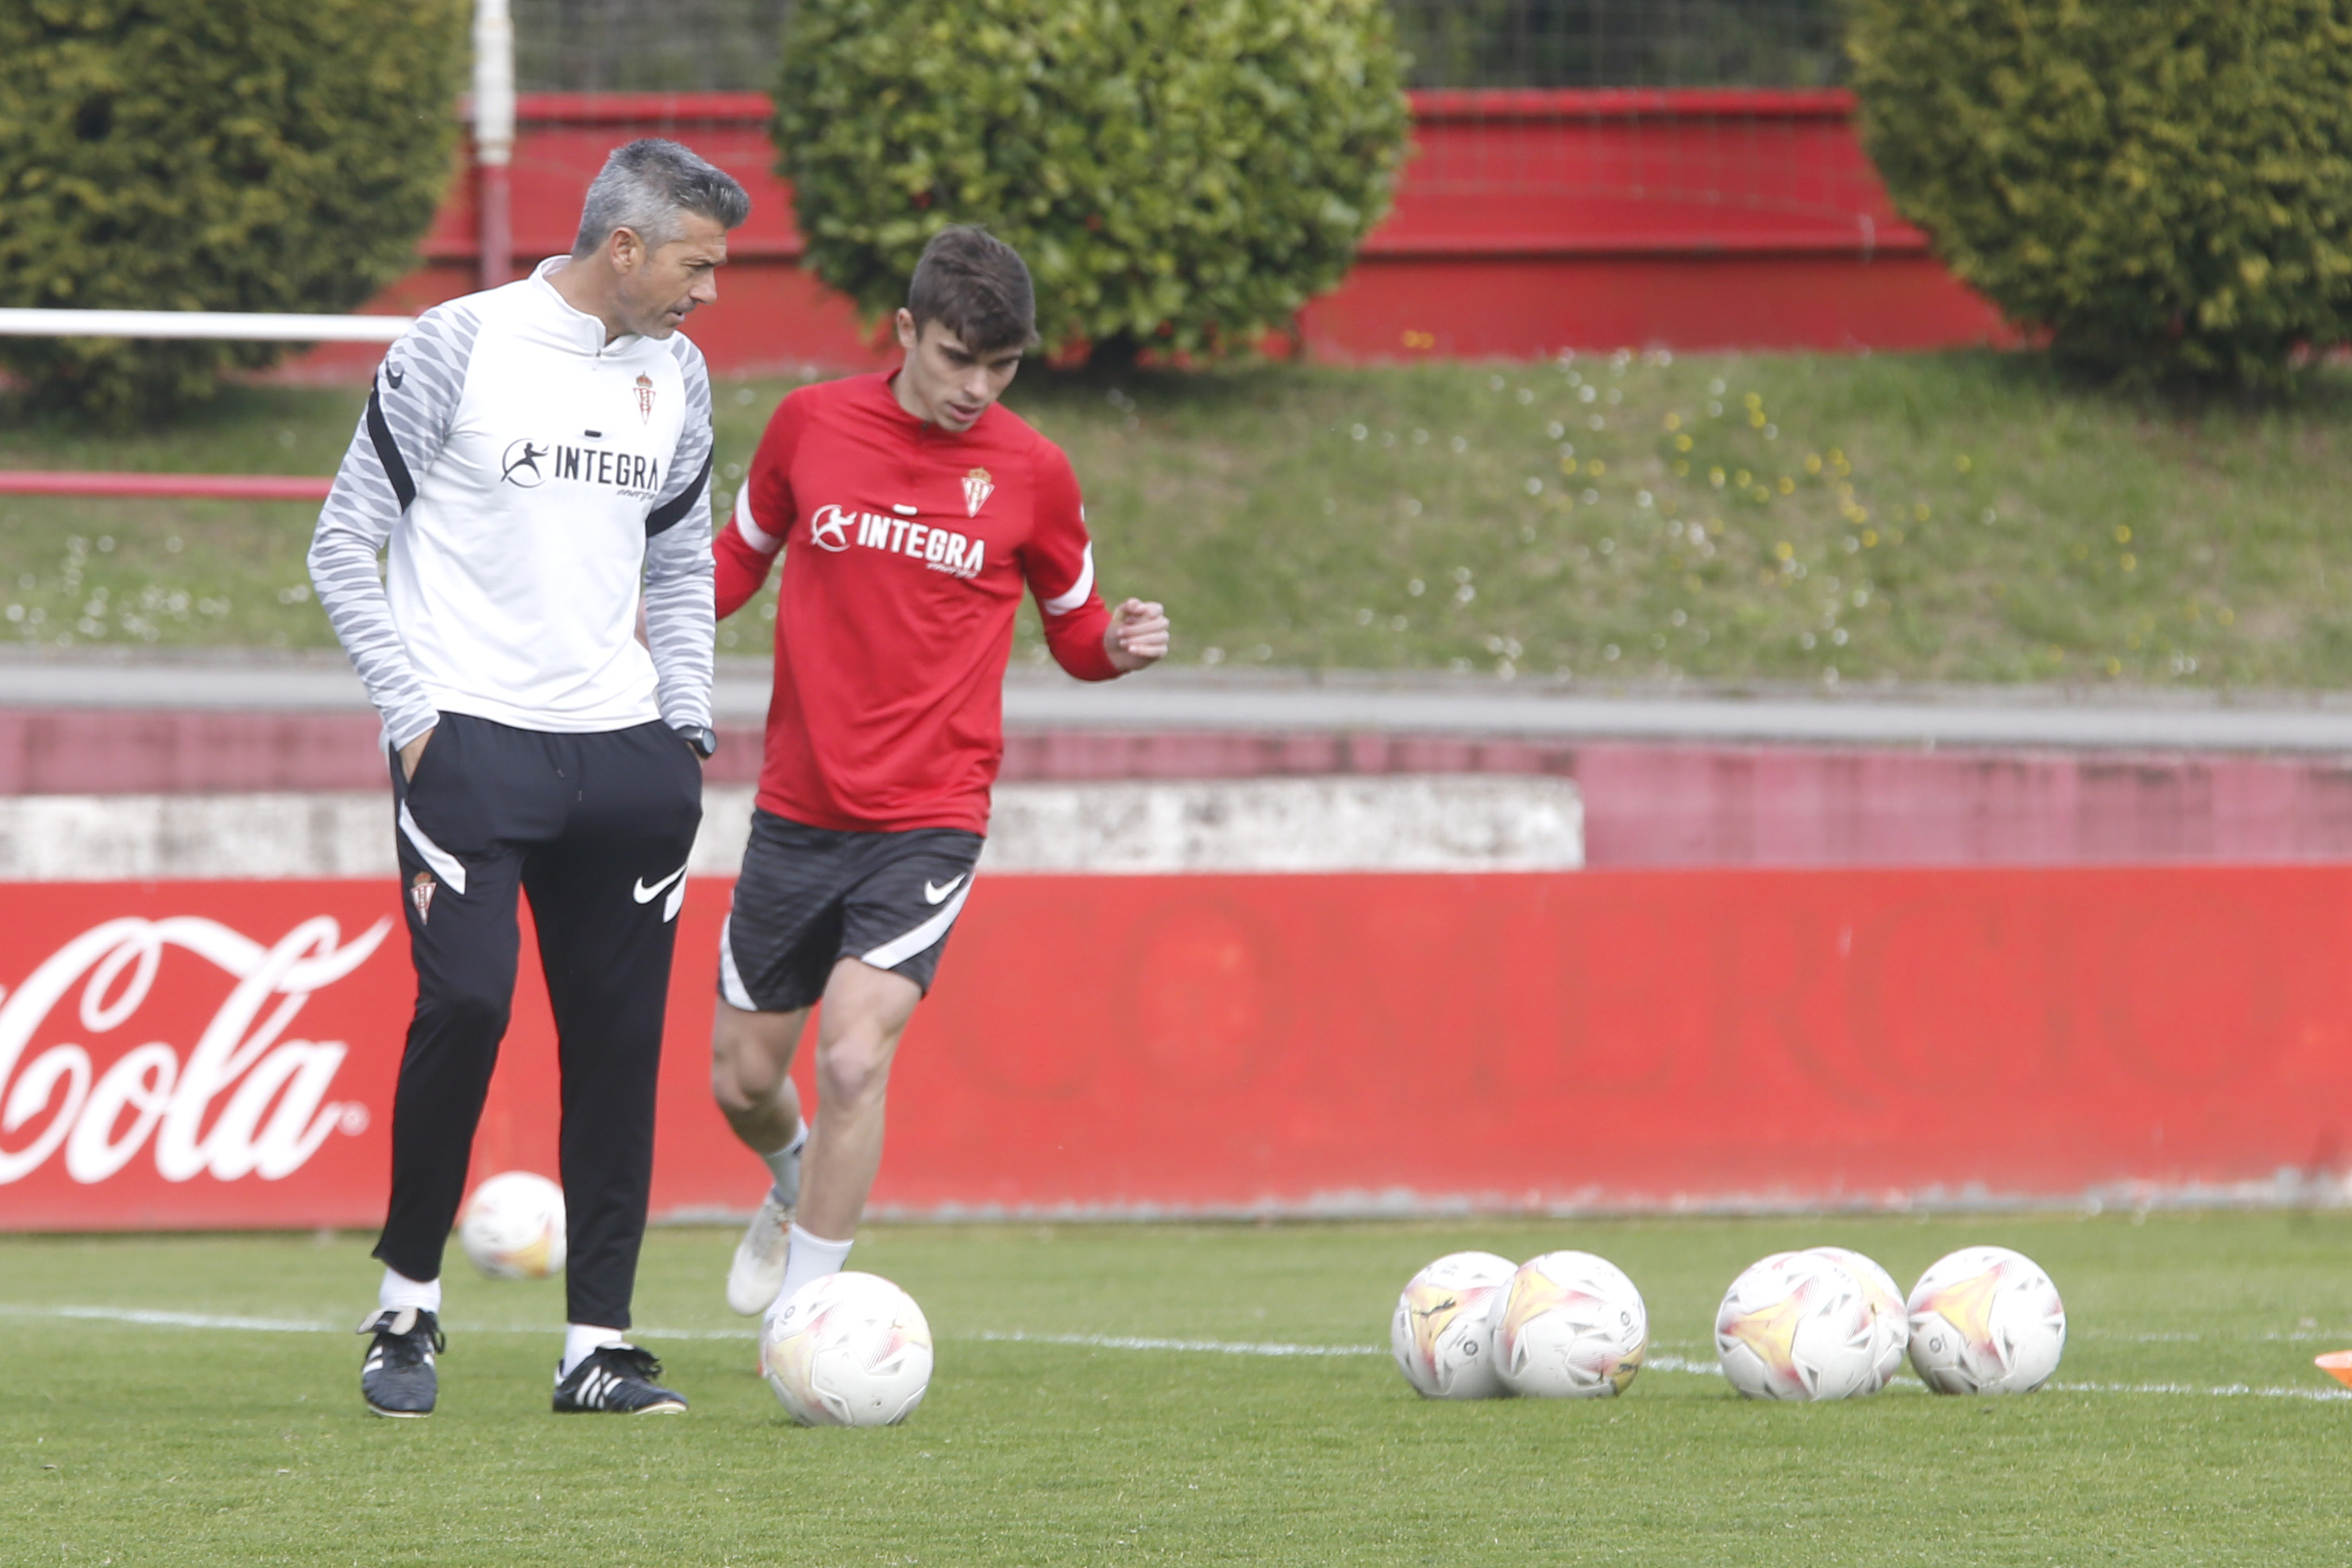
[0,915,391,1186]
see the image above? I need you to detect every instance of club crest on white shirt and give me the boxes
[635,373,656,423]
[962,467,994,518]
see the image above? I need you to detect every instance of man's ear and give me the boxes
[895,308,920,353]
[610,226,646,273]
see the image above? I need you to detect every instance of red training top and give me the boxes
[715,371,1119,834]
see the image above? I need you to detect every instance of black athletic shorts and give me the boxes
[719,808,985,1013]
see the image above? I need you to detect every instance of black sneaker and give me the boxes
[357,1307,444,1418]
[552,1343,688,1415]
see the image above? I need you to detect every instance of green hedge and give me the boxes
[773,0,1409,360]
[0,0,465,420]
[1847,0,2352,386]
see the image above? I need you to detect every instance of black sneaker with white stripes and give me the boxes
[552,1343,688,1415]
[357,1307,444,1418]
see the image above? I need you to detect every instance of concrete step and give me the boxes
[10,649,2352,749]
[0,778,1584,881]
[8,654,2352,868]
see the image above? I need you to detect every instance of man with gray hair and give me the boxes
[310,138,748,1419]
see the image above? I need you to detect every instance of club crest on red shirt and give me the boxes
[962,467,994,518]
[635,373,656,423]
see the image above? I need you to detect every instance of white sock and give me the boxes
[560,1323,625,1378]
[379,1266,441,1315]
[773,1223,854,1312]
[761,1120,809,1208]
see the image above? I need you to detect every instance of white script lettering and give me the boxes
[0,915,391,1185]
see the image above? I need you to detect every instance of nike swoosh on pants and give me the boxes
[634,865,688,903]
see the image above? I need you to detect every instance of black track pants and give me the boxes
[373,712,702,1329]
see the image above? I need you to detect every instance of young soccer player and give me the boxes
[707,226,1169,1320]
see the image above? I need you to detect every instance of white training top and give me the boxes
[308,258,715,746]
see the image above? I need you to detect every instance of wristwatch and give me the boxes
[676,723,718,759]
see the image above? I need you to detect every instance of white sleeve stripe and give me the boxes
[1041,543,1095,616]
[732,479,781,553]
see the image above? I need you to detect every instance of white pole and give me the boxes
[473,0,517,289]
[0,309,411,342]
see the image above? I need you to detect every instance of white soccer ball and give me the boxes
[457,1171,566,1280]
[1906,1246,2066,1395]
[1390,1250,1517,1399]
[762,1271,935,1427]
[1806,1245,1911,1392]
[1490,1250,1648,1398]
[1715,1250,1880,1400]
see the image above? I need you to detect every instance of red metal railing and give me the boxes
[0,471,332,501]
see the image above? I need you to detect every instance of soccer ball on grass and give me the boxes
[1806,1245,1910,1393]
[1390,1250,1517,1399]
[1906,1246,2066,1394]
[762,1271,935,1427]
[1490,1250,1648,1398]
[1715,1250,1879,1400]
[457,1171,565,1280]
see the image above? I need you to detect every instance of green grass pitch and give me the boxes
[6,1213,2350,1565]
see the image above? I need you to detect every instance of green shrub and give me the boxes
[0,0,465,421]
[773,0,1410,361]
[1847,0,2352,387]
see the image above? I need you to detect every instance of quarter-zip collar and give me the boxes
[529,255,644,357]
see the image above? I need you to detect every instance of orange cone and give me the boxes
[2315,1350,2352,1390]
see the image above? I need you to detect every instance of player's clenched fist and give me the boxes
[1106,598,1170,672]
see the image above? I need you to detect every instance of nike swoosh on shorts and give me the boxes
[923,876,966,905]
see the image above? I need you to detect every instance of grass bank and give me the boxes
[5,353,2350,690]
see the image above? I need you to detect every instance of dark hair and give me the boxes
[906,226,1036,353]
[573,139,751,257]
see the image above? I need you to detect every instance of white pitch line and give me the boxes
[975,1331,1740,1373]
[0,1303,336,1334]
[0,1304,755,1341]
[976,1330,1382,1358]
[2049,1379,2352,1403]
[0,1309,1372,1360]
[7,1306,2350,1401]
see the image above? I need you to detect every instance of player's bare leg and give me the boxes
[712,998,811,1314]
[769,957,923,1315]
[713,996,809,1154]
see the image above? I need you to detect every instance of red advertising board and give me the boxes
[3,867,2346,1232]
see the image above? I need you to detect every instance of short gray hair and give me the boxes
[571,139,750,257]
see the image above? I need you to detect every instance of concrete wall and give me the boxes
[10,705,2352,868]
[0,778,1583,882]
